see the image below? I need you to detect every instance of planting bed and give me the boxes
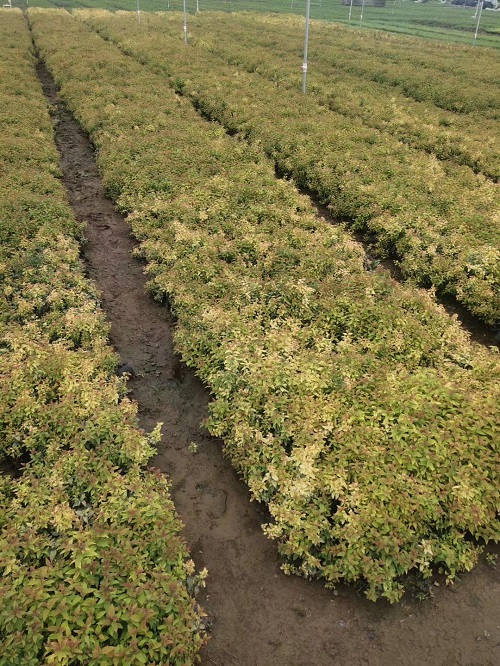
[0,7,498,664]
[30,7,500,601]
[0,9,205,665]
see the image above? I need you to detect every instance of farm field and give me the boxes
[1,4,499,664]
[179,11,500,179]
[0,9,206,665]
[14,0,500,49]
[28,5,500,599]
[79,9,500,326]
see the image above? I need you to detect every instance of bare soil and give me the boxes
[36,60,500,666]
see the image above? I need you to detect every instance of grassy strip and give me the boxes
[0,10,206,665]
[29,8,500,602]
[81,10,500,326]
[182,11,500,182]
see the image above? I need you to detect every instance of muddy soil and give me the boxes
[35,60,500,666]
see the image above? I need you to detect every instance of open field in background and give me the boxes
[25,7,499,603]
[7,0,500,47]
[0,9,206,664]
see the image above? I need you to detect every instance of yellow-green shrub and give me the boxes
[29,8,500,602]
[0,11,206,663]
[187,10,500,181]
[82,10,500,326]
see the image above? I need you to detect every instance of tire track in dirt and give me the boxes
[34,54,500,666]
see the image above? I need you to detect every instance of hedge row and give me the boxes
[29,8,500,602]
[0,10,206,664]
[181,11,500,182]
[78,10,500,327]
[239,12,500,118]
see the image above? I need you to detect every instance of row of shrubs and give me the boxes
[266,12,499,118]
[78,10,500,327]
[29,8,500,602]
[0,10,206,664]
[183,11,500,181]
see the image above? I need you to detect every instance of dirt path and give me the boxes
[35,59,500,666]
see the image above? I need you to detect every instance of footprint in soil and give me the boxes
[195,482,228,520]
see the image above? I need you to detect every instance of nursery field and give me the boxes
[27,5,500,600]
[1,4,499,664]
[80,10,500,326]
[0,9,206,665]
